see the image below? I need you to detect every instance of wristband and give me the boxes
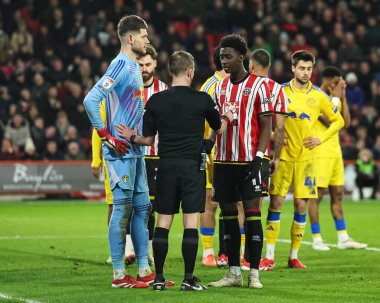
[256,151,264,158]
[130,134,136,144]
[331,97,340,106]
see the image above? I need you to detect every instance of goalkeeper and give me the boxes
[84,15,153,288]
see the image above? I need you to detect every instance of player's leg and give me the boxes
[288,197,308,268]
[238,201,248,269]
[109,186,148,288]
[124,212,135,265]
[147,206,155,265]
[200,188,218,266]
[288,161,317,269]
[104,164,114,264]
[260,160,292,271]
[209,164,243,288]
[308,187,330,251]
[217,211,228,266]
[330,185,368,249]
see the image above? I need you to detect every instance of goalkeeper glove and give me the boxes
[97,128,130,156]
[244,156,263,181]
[203,139,215,155]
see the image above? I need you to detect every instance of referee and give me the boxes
[116,50,233,291]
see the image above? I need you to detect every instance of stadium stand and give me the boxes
[0,0,379,162]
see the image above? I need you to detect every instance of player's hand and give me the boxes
[244,156,263,181]
[269,158,280,175]
[329,80,344,99]
[283,134,289,146]
[203,139,215,154]
[340,80,347,101]
[115,123,137,142]
[303,136,321,149]
[97,127,129,156]
[91,166,100,179]
[224,110,234,122]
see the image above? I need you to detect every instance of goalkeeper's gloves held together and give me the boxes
[245,156,263,181]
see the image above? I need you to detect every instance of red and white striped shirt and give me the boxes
[265,77,288,156]
[213,73,272,162]
[144,77,168,156]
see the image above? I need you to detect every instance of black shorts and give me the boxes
[212,163,263,203]
[145,157,159,201]
[261,157,270,197]
[155,158,206,215]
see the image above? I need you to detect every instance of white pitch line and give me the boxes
[0,292,44,303]
[1,234,379,252]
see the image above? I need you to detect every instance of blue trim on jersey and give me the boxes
[294,212,306,223]
[110,60,125,79]
[311,85,332,100]
[200,227,215,236]
[203,76,218,93]
[240,227,245,234]
[311,222,321,234]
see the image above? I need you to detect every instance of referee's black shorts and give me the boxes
[261,157,270,197]
[145,157,159,201]
[155,158,206,215]
[212,163,263,203]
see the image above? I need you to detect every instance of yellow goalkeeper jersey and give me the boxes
[314,98,343,159]
[281,79,344,162]
[200,71,224,138]
[91,100,106,168]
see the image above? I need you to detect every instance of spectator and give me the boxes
[10,21,33,55]
[64,141,85,160]
[31,115,45,156]
[355,148,379,199]
[0,138,21,160]
[42,140,63,160]
[4,112,31,152]
[345,72,365,109]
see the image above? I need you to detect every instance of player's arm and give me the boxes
[340,80,351,127]
[304,94,344,149]
[91,101,107,178]
[245,81,273,181]
[83,60,129,156]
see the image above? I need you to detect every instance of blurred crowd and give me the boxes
[0,0,380,161]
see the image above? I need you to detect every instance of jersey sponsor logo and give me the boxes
[287,111,311,120]
[223,101,239,124]
[262,97,271,104]
[220,89,226,95]
[299,112,311,120]
[101,77,115,91]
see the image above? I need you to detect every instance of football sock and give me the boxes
[152,227,169,280]
[130,192,151,270]
[245,208,263,270]
[182,229,199,280]
[125,234,134,256]
[311,222,322,243]
[218,215,227,255]
[148,210,155,240]
[240,227,245,257]
[334,218,349,243]
[200,227,215,257]
[229,266,241,276]
[290,212,306,260]
[113,269,126,280]
[109,202,132,271]
[265,209,281,259]
[222,210,240,267]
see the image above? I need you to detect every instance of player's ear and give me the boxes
[291,65,295,73]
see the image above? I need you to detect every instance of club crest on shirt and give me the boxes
[243,88,251,96]
[306,98,317,107]
[122,176,129,183]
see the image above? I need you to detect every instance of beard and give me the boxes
[142,71,154,82]
[132,45,146,57]
[295,76,309,84]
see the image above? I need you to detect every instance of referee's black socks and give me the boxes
[222,210,240,267]
[182,228,198,280]
[153,227,169,280]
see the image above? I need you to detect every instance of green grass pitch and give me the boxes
[0,199,379,303]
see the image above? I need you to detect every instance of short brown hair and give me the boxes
[143,45,158,60]
[168,51,195,76]
[250,49,270,68]
[291,50,315,66]
[117,15,148,39]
